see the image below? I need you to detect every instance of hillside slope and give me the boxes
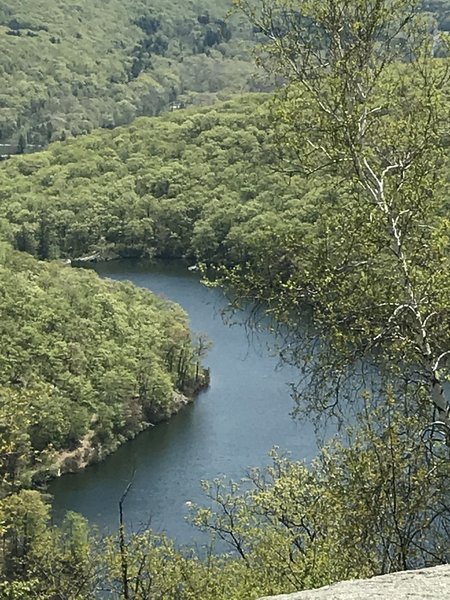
[0,94,317,265]
[0,0,260,151]
[2,1,448,153]
[0,245,205,491]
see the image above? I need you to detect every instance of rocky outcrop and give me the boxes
[146,390,194,424]
[259,565,450,600]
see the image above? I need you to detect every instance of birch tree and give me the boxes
[235,0,450,443]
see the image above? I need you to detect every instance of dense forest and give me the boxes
[1,0,449,152]
[0,245,207,490]
[0,94,316,266]
[1,0,450,598]
[0,0,261,151]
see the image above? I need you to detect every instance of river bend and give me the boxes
[49,260,316,546]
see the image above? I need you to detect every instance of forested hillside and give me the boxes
[0,50,449,600]
[1,0,448,153]
[1,0,450,598]
[0,245,206,493]
[0,94,318,265]
[0,0,260,151]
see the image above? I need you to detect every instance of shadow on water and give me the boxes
[48,259,318,547]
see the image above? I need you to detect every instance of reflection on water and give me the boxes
[49,260,317,546]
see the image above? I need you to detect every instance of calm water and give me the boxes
[49,260,317,546]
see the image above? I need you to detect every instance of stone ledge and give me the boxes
[259,565,450,600]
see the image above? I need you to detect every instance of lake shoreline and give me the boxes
[48,260,314,544]
[55,391,186,476]
[41,372,210,485]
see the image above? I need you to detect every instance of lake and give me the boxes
[48,260,318,547]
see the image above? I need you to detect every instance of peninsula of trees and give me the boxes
[0,245,208,489]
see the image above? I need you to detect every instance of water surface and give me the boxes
[49,260,316,545]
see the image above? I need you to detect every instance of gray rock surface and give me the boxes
[259,565,450,600]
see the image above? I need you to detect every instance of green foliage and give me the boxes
[0,1,447,151]
[227,0,450,439]
[0,246,204,492]
[2,1,450,597]
[189,404,450,592]
[2,404,447,599]
[0,490,98,598]
[0,94,318,266]
[0,0,262,150]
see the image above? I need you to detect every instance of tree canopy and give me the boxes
[1,0,448,152]
[228,0,450,443]
[0,94,320,266]
[1,0,450,597]
[0,0,262,151]
[0,244,206,494]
